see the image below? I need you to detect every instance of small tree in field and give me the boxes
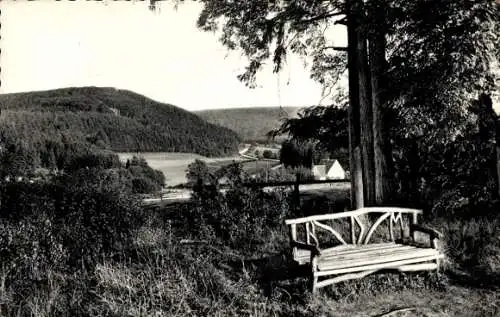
[186,159,213,186]
[262,149,275,159]
[279,139,315,209]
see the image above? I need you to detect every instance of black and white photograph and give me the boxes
[0,0,499,316]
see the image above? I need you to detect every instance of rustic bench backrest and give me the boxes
[285,207,422,254]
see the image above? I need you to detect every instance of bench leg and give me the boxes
[311,274,318,294]
[436,257,442,277]
[311,257,318,295]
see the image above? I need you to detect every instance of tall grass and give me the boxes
[1,209,498,316]
[0,176,498,316]
[431,215,500,281]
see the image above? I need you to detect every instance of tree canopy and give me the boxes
[152,0,499,212]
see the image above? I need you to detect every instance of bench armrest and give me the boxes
[291,240,322,256]
[410,224,442,248]
[411,224,442,239]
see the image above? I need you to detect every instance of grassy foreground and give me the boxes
[0,177,498,317]
[2,208,498,317]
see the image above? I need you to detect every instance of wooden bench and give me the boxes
[285,207,445,294]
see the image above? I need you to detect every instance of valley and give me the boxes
[117,151,246,186]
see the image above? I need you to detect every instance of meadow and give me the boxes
[117,152,245,187]
[117,151,285,187]
[238,159,281,176]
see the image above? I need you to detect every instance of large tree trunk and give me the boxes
[477,94,499,198]
[497,145,500,197]
[369,0,396,205]
[348,107,364,209]
[347,0,364,209]
[356,9,376,206]
[407,140,421,207]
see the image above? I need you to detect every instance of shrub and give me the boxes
[187,162,291,253]
[125,155,165,193]
[429,184,499,219]
[64,152,121,172]
[262,149,275,159]
[393,126,499,217]
[186,159,212,186]
[435,216,500,278]
[0,175,145,273]
[0,210,67,282]
[131,177,158,194]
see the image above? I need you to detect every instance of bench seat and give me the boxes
[285,207,445,293]
[294,242,410,265]
[316,243,443,272]
[295,242,443,273]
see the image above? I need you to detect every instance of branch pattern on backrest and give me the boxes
[312,220,348,245]
[286,207,422,250]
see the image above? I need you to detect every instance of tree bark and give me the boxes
[348,106,364,209]
[369,0,395,205]
[497,145,500,197]
[407,140,421,207]
[347,0,364,209]
[356,4,376,206]
[477,94,499,197]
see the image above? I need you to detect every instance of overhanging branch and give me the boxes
[295,11,346,24]
[324,46,348,52]
[335,17,348,25]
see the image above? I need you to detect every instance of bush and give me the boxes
[0,157,149,315]
[429,184,499,218]
[393,127,499,217]
[125,155,165,193]
[186,162,291,253]
[262,149,275,159]
[435,216,500,278]
[0,176,145,274]
[131,177,158,194]
[64,152,122,172]
[186,159,212,186]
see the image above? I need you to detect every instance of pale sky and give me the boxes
[0,0,346,111]
[1,1,498,113]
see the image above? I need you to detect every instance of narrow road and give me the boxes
[142,182,349,206]
[238,144,259,160]
[238,145,251,155]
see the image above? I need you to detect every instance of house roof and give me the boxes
[312,159,346,179]
[312,165,327,177]
[319,159,342,171]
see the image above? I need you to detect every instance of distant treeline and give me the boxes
[0,87,241,157]
[196,107,302,142]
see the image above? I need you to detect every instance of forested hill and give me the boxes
[196,107,302,142]
[0,87,240,156]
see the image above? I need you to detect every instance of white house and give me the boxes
[326,160,346,179]
[312,165,327,180]
[312,159,346,180]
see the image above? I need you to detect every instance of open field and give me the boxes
[206,158,255,173]
[117,152,246,186]
[240,159,281,175]
[118,151,283,186]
